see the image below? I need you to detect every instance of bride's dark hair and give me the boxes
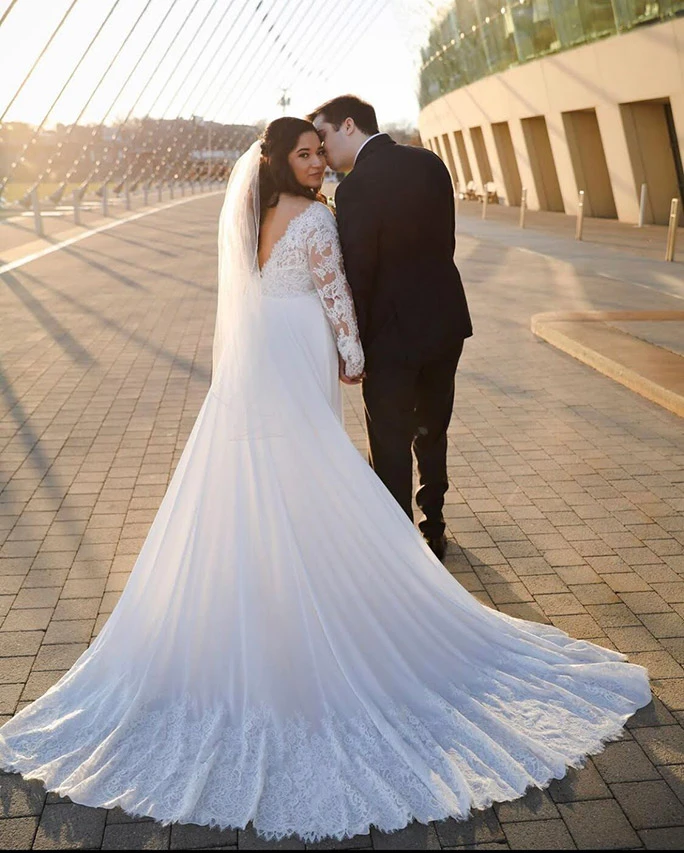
[258,117,324,220]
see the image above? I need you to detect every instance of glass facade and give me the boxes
[420,0,684,107]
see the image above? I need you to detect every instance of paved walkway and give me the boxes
[0,195,683,849]
[454,199,684,417]
[455,198,683,264]
[0,185,219,256]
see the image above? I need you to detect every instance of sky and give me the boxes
[0,0,446,131]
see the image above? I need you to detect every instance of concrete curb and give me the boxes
[531,311,684,418]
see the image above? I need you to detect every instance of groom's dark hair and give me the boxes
[307,95,379,137]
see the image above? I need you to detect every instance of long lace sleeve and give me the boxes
[306,206,365,378]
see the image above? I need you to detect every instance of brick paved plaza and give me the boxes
[0,195,683,849]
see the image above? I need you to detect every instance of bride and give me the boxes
[0,117,651,843]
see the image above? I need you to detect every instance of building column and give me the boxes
[462,127,485,193]
[480,122,511,205]
[668,91,684,172]
[508,117,541,210]
[595,102,640,223]
[444,129,467,190]
[545,111,580,215]
[433,135,445,161]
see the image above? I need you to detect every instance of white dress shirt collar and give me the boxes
[353,132,385,166]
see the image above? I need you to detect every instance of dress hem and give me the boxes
[0,696,650,845]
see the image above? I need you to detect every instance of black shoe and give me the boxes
[424,534,447,560]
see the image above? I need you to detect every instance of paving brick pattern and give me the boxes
[0,196,683,849]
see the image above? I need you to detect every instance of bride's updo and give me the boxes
[259,117,323,218]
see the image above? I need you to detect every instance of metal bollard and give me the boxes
[157,183,162,202]
[665,197,679,262]
[575,190,585,241]
[180,181,185,197]
[638,183,648,228]
[73,189,81,226]
[31,187,44,237]
[169,182,174,200]
[190,181,195,195]
[143,183,149,205]
[519,187,527,228]
[482,185,488,220]
[102,183,108,217]
[124,182,131,211]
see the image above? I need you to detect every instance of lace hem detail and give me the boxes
[0,666,650,843]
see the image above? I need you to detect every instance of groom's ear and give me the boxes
[342,117,356,136]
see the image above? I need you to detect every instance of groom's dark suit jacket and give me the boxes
[334,134,472,368]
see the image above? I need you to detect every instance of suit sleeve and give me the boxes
[334,179,379,343]
[442,158,457,260]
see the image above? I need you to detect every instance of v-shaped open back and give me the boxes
[258,204,314,274]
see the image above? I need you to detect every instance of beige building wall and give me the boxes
[418,17,684,225]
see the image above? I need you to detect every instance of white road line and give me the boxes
[515,246,548,259]
[598,272,684,301]
[0,191,225,276]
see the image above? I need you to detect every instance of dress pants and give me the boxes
[361,340,464,539]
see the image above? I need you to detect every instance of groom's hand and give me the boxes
[341,373,364,385]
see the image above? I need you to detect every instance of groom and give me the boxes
[307,95,472,559]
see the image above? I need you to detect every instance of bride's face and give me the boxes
[288,131,326,191]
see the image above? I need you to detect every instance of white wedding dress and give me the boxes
[0,150,651,843]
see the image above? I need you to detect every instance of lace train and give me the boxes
[0,648,647,843]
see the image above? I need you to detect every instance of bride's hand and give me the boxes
[338,354,364,385]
